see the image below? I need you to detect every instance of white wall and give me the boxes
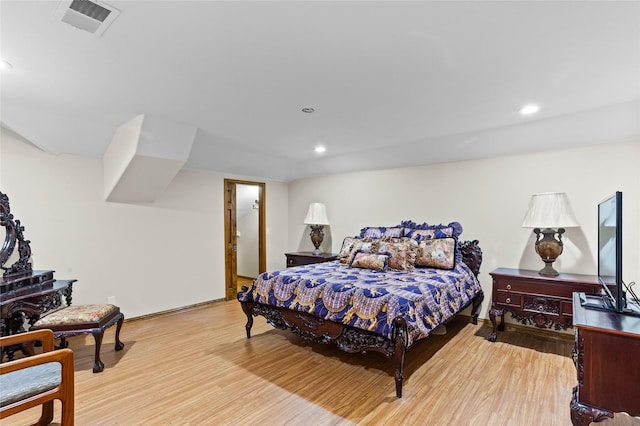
[3,126,638,322]
[288,140,640,320]
[0,129,289,318]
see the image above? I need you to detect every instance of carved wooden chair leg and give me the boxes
[114,314,125,351]
[58,337,69,349]
[91,330,105,373]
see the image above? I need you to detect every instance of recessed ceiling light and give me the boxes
[302,108,315,113]
[314,146,326,154]
[520,104,540,115]
[0,60,13,70]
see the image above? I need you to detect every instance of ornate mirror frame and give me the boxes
[0,192,32,278]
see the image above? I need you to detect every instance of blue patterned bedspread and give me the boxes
[237,261,482,347]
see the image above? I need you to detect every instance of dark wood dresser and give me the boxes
[570,292,640,425]
[285,252,337,268]
[1,191,76,360]
[488,268,602,342]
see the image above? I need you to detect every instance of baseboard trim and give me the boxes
[469,316,574,343]
[124,298,226,323]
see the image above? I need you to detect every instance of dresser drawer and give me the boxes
[494,292,521,307]
[285,252,337,268]
[523,295,561,316]
[287,257,303,267]
[494,278,588,300]
[496,292,565,316]
[287,256,325,267]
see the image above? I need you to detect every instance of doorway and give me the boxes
[224,179,266,300]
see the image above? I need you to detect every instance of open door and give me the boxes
[224,179,266,300]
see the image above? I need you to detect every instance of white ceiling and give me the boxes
[1,1,639,182]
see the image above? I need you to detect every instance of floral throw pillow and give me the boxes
[346,238,379,265]
[377,237,418,271]
[350,251,389,271]
[337,237,358,264]
[415,237,456,270]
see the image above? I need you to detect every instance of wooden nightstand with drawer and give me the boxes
[285,252,338,268]
[487,268,601,342]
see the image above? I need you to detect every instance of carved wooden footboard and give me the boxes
[239,240,484,398]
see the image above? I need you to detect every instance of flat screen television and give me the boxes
[597,191,624,312]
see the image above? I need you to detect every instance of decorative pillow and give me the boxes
[400,220,422,238]
[359,226,404,239]
[399,221,463,239]
[346,238,379,265]
[406,227,454,240]
[415,237,457,270]
[337,236,359,264]
[377,237,418,271]
[350,251,389,271]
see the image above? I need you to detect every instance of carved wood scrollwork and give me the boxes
[506,309,571,330]
[251,302,399,356]
[575,333,585,386]
[458,240,482,278]
[4,292,62,321]
[524,296,560,315]
[0,191,33,278]
[286,312,335,344]
[335,327,394,356]
[252,303,288,331]
[531,312,554,328]
[570,386,613,426]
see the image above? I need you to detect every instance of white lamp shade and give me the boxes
[304,202,330,225]
[522,192,579,228]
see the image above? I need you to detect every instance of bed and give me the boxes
[237,221,484,398]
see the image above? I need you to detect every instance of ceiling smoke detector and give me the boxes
[55,0,120,36]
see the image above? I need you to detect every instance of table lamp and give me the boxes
[304,202,329,255]
[522,192,579,276]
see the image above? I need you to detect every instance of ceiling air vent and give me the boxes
[55,0,120,36]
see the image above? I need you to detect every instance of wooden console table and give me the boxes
[1,274,75,336]
[488,268,601,342]
[570,292,640,425]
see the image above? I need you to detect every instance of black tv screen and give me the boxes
[597,191,624,312]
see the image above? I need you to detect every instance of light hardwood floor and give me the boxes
[4,300,639,426]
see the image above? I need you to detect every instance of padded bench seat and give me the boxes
[0,329,74,425]
[31,304,124,373]
[1,362,62,408]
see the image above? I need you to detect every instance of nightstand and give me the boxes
[487,267,601,342]
[285,252,338,268]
